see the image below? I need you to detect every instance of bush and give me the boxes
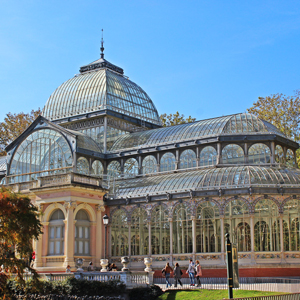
[4,277,126,297]
[128,285,163,300]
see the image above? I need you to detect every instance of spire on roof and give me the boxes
[100,29,104,59]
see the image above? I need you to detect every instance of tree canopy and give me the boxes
[247,91,300,142]
[247,91,300,167]
[0,187,42,286]
[0,109,41,156]
[160,111,196,127]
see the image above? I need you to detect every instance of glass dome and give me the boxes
[42,68,161,126]
[111,113,286,151]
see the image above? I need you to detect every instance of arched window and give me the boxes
[75,210,90,255]
[248,143,271,164]
[254,199,280,251]
[48,209,65,255]
[283,199,300,251]
[199,146,217,166]
[160,152,176,172]
[131,208,148,256]
[142,155,157,174]
[77,157,89,175]
[286,149,295,167]
[196,201,221,253]
[224,199,251,251]
[222,144,244,164]
[8,128,73,183]
[91,160,103,176]
[173,204,192,254]
[124,158,138,176]
[180,149,196,169]
[275,145,284,164]
[111,209,128,256]
[151,205,170,254]
[107,161,121,178]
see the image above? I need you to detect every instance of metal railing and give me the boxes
[153,276,300,293]
[224,293,300,300]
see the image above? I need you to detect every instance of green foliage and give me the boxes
[0,187,42,294]
[160,112,196,127]
[0,108,41,156]
[128,285,163,300]
[4,277,126,297]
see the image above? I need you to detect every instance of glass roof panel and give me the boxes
[0,156,7,172]
[111,113,288,151]
[110,166,300,198]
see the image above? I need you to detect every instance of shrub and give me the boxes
[128,285,163,300]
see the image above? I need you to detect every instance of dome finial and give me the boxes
[100,29,104,59]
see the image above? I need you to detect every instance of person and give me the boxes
[195,260,202,287]
[173,262,183,287]
[66,265,71,273]
[111,263,117,271]
[187,259,195,286]
[162,262,173,288]
[107,263,112,271]
[87,261,94,272]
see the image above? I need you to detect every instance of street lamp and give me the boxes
[103,214,109,260]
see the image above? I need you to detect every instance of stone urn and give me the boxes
[100,259,109,272]
[121,256,130,271]
[144,257,153,272]
[76,258,84,272]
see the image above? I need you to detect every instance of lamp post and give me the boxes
[103,214,109,260]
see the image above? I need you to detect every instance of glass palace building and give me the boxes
[1,49,300,277]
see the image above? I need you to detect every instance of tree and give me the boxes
[247,91,300,142]
[0,187,42,293]
[0,109,41,156]
[160,111,196,127]
[247,91,300,167]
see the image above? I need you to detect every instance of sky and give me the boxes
[0,0,300,123]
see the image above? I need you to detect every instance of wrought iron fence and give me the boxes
[224,293,300,300]
[153,275,300,293]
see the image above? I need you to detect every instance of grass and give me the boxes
[157,289,287,300]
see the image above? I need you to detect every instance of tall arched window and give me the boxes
[142,155,157,174]
[286,149,295,167]
[77,157,89,175]
[199,146,217,166]
[160,152,176,172]
[92,160,103,176]
[151,205,170,254]
[173,204,192,254]
[107,161,121,178]
[283,199,300,251]
[222,144,244,164]
[254,199,280,251]
[275,145,284,164]
[131,208,148,256]
[48,209,65,255]
[75,210,90,255]
[224,199,251,251]
[180,149,196,169]
[196,201,221,253]
[124,158,138,176]
[248,143,271,164]
[111,209,129,256]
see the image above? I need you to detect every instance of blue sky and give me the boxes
[0,0,300,122]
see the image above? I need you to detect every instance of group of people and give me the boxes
[162,259,202,288]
